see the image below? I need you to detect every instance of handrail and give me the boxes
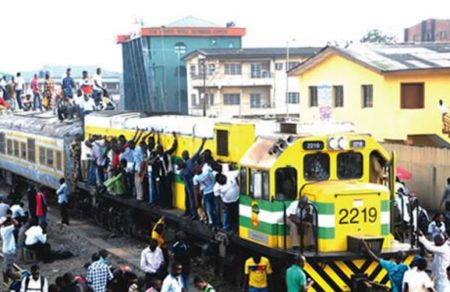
[299,202,319,255]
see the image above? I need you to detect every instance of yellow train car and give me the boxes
[84,112,256,209]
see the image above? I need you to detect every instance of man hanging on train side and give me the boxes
[286,195,316,250]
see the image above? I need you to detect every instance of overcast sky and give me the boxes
[1,0,449,74]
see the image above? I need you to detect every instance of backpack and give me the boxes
[25,275,45,292]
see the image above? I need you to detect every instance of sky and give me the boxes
[1,0,450,74]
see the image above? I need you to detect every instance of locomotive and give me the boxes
[0,111,418,291]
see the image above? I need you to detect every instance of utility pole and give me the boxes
[200,58,207,117]
[285,41,290,119]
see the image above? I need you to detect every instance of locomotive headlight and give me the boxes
[328,137,338,150]
[338,137,348,150]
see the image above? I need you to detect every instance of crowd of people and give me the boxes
[80,128,240,233]
[0,68,116,120]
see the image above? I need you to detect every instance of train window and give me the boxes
[6,140,12,156]
[27,139,35,163]
[56,151,62,171]
[46,148,54,167]
[20,142,26,159]
[216,130,229,156]
[13,141,19,157]
[39,146,46,165]
[240,167,247,195]
[0,133,5,154]
[275,167,297,200]
[304,153,330,181]
[249,169,270,200]
[337,152,363,179]
[262,171,269,200]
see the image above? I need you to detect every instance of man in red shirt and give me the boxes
[30,74,42,111]
[35,187,47,226]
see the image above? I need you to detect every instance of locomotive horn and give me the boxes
[286,135,296,145]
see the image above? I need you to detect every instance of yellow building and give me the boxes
[289,44,450,146]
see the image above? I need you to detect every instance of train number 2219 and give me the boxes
[338,207,377,224]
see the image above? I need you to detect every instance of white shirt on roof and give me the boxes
[93,74,103,90]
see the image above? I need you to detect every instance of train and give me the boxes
[0,110,418,292]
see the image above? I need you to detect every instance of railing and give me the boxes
[299,202,319,255]
[190,72,273,80]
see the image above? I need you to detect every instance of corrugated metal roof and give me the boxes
[166,16,220,28]
[337,43,450,71]
[289,43,450,75]
[183,47,321,60]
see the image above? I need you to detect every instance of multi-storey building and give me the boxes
[404,19,450,42]
[184,47,320,117]
[117,16,245,113]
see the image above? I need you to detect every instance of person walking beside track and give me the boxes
[57,178,70,225]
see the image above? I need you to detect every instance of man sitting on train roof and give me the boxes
[286,196,316,251]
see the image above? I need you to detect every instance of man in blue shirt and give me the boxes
[177,138,206,220]
[362,240,408,292]
[62,68,76,99]
[56,177,69,225]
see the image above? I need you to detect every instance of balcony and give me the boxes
[190,72,274,88]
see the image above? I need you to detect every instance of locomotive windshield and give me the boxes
[304,153,329,181]
[337,152,363,179]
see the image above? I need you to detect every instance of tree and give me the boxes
[360,29,398,44]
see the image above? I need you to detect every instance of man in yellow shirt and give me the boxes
[243,254,272,292]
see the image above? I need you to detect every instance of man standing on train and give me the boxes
[214,170,239,232]
[177,138,206,220]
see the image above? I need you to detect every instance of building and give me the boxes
[404,19,450,42]
[289,43,450,146]
[183,47,320,117]
[117,16,246,113]
[20,65,121,96]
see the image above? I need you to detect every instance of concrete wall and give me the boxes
[383,143,450,211]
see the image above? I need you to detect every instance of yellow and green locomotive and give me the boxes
[0,111,416,291]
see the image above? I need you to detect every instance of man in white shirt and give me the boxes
[286,196,316,250]
[161,262,183,292]
[403,256,434,292]
[214,171,239,231]
[25,221,52,263]
[418,230,450,292]
[21,264,48,292]
[141,239,164,288]
[1,210,19,281]
[81,95,96,118]
[93,68,106,103]
[15,72,25,110]
[10,202,25,221]
[0,198,10,217]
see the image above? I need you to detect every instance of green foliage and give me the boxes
[360,29,398,44]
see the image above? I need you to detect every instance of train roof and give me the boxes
[85,111,356,139]
[0,112,82,138]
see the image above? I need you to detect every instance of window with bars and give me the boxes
[46,148,54,167]
[223,93,240,105]
[20,142,26,159]
[39,146,46,165]
[27,138,35,163]
[0,133,5,154]
[250,93,261,108]
[287,92,300,104]
[56,150,62,171]
[224,64,242,75]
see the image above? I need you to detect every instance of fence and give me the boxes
[382,143,450,211]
